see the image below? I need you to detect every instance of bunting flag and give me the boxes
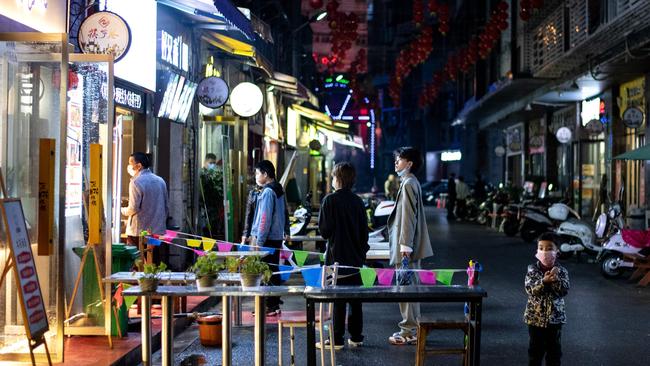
[238,244,251,252]
[260,246,276,255]
[376,268,395,286]
[147,237,161,246]
[279,265,293,282]
[294,250,309,267]
[113,283,124,308]
[360,267,377,288]
[218,243,233,252]
[301,267,323,287]
[194,249,206,256]
[434,270,454,285]
[202,238,216,251]
[419,270,437,285]
[187,239,202,248]
[319,253,325,263]
[279,249,293,261]
[122,284,138,309]
[165,230,178,239]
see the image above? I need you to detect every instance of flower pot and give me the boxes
[196,275,218,290]
[138,278,159,292]
[198,315,223,347]
[240,273,262,289]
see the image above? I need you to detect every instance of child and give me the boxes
[524,233,570,366]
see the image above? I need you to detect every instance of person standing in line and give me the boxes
[387,147,433,345]
[525,233,570,366]
[447,172,457,220]
[250,160,287,315]
[121,152,169,263]
[384,174,399,200]
[317,162,369,350]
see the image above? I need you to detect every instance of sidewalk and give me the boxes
[52,296,218,366]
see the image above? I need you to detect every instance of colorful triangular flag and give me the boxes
[301,267,323,287]
[218,243,233,252]
[319,253,325,263]
[294,250,309,267]
[360,268,377,288]
[376,268,395,286]
[147,237,161,246]
[122,284,137,309]
[202,238,216,251]
[279,265,293,282]
[113,283,124,308]
[434,270,454,285]
[187,239,202,248]
[419,270,437,285]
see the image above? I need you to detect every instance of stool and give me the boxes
[415,319,471,366]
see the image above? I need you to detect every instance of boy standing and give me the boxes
[524,233,570,366]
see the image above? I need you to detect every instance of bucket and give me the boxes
[198,315,222,347]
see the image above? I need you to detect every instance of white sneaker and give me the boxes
[347,338,364,348]
[315,339,344,350]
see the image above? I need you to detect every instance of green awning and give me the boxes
[614,144,650,160]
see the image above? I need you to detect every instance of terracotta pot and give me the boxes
[198,315,222,347]
[240,274,262,289]
[138,278,158,292]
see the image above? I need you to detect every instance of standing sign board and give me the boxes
[0,199,49,340]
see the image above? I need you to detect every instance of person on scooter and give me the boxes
[317,162,369,350]
[524,233,570,366]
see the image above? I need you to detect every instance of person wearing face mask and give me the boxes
[121,152,169,263]
[387,147,433,346]
[524,232,570,366]
[200,153,224,238]
[316,162,369,350]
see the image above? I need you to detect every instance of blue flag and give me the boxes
[279,265,293,282]
[301,267,323,288]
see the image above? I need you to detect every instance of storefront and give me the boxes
[548,105,578,199]
[505,123,525,187]
[527,117,547,178]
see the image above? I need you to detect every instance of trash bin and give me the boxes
[72,243,139,336]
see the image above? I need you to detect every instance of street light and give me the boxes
[292,10,328,79]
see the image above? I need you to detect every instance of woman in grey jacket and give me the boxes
[388,147,434,345]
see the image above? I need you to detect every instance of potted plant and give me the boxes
[190,251,224,289]
[226,256,272,289]
[138,262,168,292]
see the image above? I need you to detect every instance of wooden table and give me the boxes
[303,285,487,366]
[123,285,305,366]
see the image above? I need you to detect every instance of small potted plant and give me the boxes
[226,256,272,289]
[190,251,224,289]
[138,262,168,292]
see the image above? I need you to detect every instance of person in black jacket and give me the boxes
[317,162,369,350]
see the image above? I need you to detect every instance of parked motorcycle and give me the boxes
[553,204,602,258]
[476,187,510,226]
[290,192,313,236]
[596,205,650,278]
[369,200,394,243]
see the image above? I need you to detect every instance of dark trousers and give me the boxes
[447,195,456,219]
[528,324,562,366]
[333,272,363,344]
[262,239,283,309]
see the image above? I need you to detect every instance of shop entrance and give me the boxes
[506,154,524,187]
[575,140,605,218]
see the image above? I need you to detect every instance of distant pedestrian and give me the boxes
[447,173,457,220]
[524,233,570,366]
[474,174,487,202]
[384,174,399,200]
[317,162,369,350]
[387,147,433,345]
[241,182,261,245]
[250,160,287,315]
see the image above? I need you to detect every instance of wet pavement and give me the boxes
[156,208,650,365]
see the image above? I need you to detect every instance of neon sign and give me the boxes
[160,30,189,72]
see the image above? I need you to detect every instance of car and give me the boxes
[422,180,447,205]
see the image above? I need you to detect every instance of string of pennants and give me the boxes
[142,230,483,288]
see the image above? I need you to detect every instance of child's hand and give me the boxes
[542,271,557,284]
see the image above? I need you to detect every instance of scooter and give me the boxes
[369,200,394,243]
[596,205,650,278]
[290,192,313,236]
[554,204,602,258]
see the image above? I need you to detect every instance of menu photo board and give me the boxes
[0,199,49,340]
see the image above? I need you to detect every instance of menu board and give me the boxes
[0,199,49,340]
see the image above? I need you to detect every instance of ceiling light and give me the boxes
[316,11,328,21]
[335,74,343,81]
[267,85,275,92]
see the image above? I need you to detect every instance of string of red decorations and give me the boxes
[418,1,510,108]
[519,0,544,21]
[316,0,360,73]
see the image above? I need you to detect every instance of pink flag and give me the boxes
[194,249,206,256]
[419,270,437,285]
[376,269,395,286]
[280,249,293,261]
[217,243,233,252]
[165,230,178,239]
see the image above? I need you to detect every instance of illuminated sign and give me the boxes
[157,72,197,123]
[441,150,462,162]
[196,77,228,109]
[101,84,145,112]
[555,127,572,144]
[230,82,263,117]
[78,11,132,62]
[580,98,601,126]
[160,30,189,72]
[0,0,66,32]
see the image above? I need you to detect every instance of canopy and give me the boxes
[613,144,650,160]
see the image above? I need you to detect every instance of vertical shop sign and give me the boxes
[528,118,546,154]
[0,199,49,340]
[66,101,83,217]
[619,77,645,129]
[88,144,103,245]
[506,124,524,156]
[38,139,55,256]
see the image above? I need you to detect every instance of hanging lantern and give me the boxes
[309,0,324,9]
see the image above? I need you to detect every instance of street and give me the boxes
[167,208,650,365]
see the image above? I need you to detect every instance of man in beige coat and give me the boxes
[387,147,433,345]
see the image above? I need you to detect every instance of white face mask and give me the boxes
[127,165,136,177]
[397,167,410,177]
[207,163,217,170]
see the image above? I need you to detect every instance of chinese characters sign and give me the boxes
[88,144,103,245]
[78,11,132,62]
[38,139,55,256]
[0,199,49,340]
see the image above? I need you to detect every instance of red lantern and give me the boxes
[309,0,323,9]
[439,22,450,34]
[326,1,340,13]
[519,9,531,21]
[498,1,509,11]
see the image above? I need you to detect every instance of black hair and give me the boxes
[131,152,151,169]
[538,232,558,247]
[394,147,423,173]
[332,162,356,189]
[205,153,217,161]
[255,160,276,179]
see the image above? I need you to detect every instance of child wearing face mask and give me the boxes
[524,232,570,366]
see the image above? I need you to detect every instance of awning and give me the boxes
[316,127,365,150]
[158,0,255,40]
[291,104,350,134]
[201,32,273,77]
[614,144,650,160]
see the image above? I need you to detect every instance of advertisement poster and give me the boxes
[506,124,524,156]
[65,101,83,217]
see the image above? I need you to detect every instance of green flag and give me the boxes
[360,268,377,288]
[294,250,309,267]
[123,284,138,309]
[434,270,454,285]
[319,253,325,263]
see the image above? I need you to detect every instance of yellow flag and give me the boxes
[203,238,216,251]
[187,239,202,248]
